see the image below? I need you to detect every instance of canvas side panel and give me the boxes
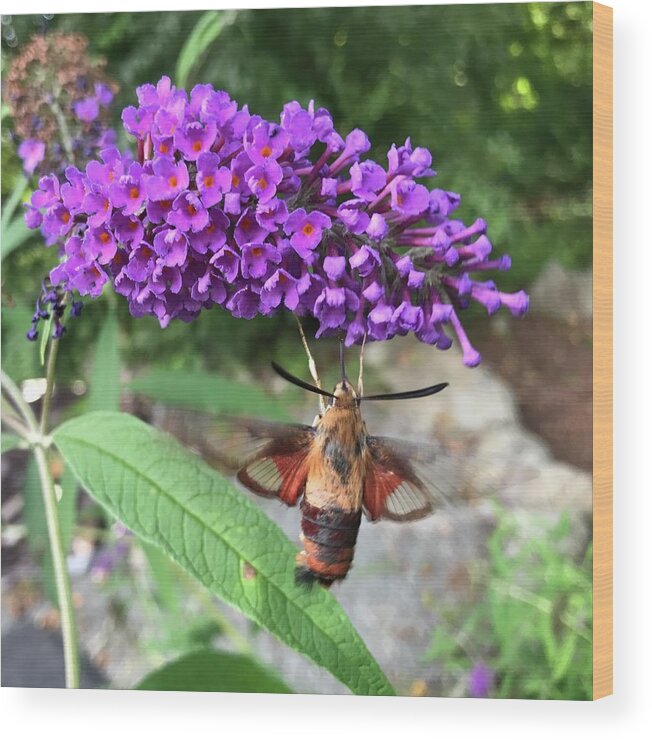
[592,0,613,701]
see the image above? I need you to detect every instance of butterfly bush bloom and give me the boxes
[7,33,118,178]
[26,75,529,365]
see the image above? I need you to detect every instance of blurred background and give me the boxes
[1,3,593,699]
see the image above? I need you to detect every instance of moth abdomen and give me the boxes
[296,499,362,587]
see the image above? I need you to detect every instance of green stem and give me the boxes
[49,100,75,165]
[33,443,80,687]
[1,369,39,431]
[1,362,80,688]
[40,336,61,435]
[0,408,30,439]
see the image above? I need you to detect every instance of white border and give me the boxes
[2,0,651,737]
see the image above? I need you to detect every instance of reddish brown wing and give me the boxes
[217,418,315,506]
[363,435,453,522]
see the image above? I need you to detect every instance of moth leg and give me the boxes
[294,315,326,414]
[357,331,367,398]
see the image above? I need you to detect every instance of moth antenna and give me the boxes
[357,332,367,398]
[361,382,449,402]
[295,315,326,413]
[339,337,346,381]
[271,361,336,400]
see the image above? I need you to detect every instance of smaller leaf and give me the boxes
[1,174,28,233]
[175,11,235,88]
[39,314,53,366]
[136,648,292,694]
[1,433,26,454]
[1,215,32,260]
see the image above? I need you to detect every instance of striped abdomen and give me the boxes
[295,498,362,587]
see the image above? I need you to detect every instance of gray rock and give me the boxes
[529,260,593,321]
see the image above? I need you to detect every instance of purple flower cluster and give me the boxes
[26,280,82,342]
[26,75,528,366]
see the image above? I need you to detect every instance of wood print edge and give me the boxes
[592,0,613,701]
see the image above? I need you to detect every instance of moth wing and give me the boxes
[163,412,315,507]
[362,435,458,522]
[233,419,315,505]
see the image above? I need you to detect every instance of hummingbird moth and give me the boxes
[204,344,452,588]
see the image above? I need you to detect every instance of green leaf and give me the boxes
[0,305,40,382]
[136,648,292,693]
[1,433,26,454]
[53,411,394,696]
[128,367,288,420]
[175,10,235,89]
[39,314,53,366]
[88,310,121,413]
[140,541,182,615]
[1,214,32,260]
[1,174,28,232]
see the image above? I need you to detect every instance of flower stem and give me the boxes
[40,335,61,435]
[1,359,80,688]
[33,442,80,687]
[49,99,76,165]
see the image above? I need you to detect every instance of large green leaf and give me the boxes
[88,310,121,413]
[128,367,288,419]
[136,648,292,693]
[53,411,394,696]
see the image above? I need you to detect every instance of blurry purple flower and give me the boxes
[468,663,493,698]
[74,96,100,123]
[18,139,46,174]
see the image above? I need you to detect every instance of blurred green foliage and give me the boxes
[1,3,592,384]
[426,509,593,700]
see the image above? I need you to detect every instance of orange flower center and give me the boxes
[241,217,251,230]
[231,174,240,187]
[257,177,268,190]
[260,145,272,158]
[192,141,202,152]
[187,204,197,216]
[278,273,287,284]
[99,231,111,244]
[160,200,172,209]
[204,175,215,188]
[141,246,153,258]
[252,247,263,257]
[61,212,71,224]
[128,220,137,230]
[168,175,178,188]
[129,187,140,199]
[159,143,169,154]
[302,223,315,236]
